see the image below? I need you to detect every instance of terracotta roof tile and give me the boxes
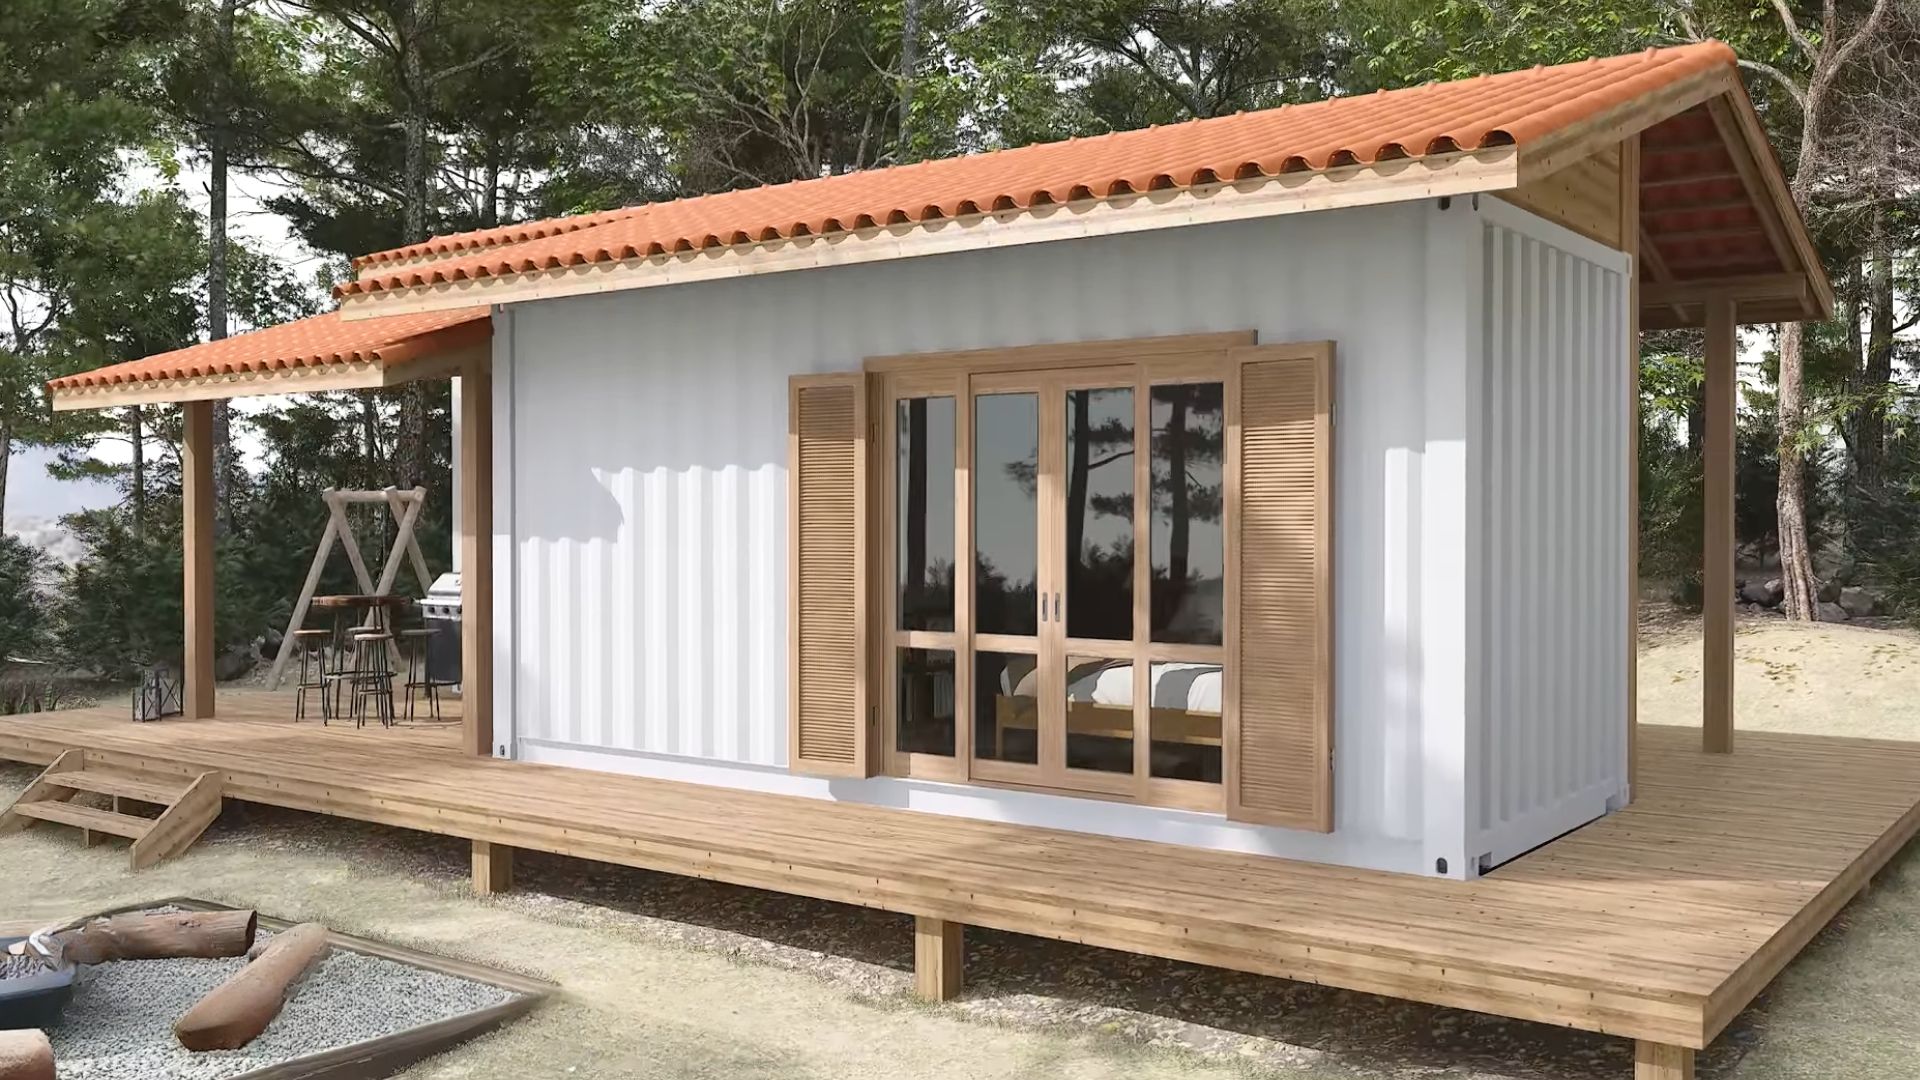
[341,41,1736,298]
[47,307,489,391]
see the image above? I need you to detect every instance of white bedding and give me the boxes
[1005,660,1220,712]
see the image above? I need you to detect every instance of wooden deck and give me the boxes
[3,691,1918,1067]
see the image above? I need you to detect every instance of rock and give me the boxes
[1763,578,1785,606]
[1739,581,1775,606]
[1817,601,1851,623]
[214,645,255,682]
[1818,580,1842,603]
[1838,586,1880,618]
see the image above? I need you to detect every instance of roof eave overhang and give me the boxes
[336,146,1524,322]
[47,340,488,412]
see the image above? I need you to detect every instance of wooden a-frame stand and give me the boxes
[267,488,434,689]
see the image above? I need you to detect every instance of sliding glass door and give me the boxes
[881,358,1227,810]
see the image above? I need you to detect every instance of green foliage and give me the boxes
[0,536,53,662]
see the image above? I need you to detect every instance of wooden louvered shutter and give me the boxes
[788,373,872,776]
[1225,343,1333,830]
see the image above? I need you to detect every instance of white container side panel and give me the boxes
[499,201,1465,873]
[1472,210,1632,867]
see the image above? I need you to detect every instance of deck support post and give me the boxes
[1702,297,1736,754]
[1633,1040,1695,1079]
[472,839,513,895]
[912,916,964,1001]
[458,357,494,758]
[182,400,217,720]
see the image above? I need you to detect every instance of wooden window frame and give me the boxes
[868,332,1276,814]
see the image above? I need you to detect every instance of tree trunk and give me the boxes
[1167,390,1191,594]
[53,910,257,966]
[899,0,919,153]
[129,406,146,541]
[904,398,926,611]
[174,922,330,1051]
[1776,321,1818,619]
[1854,202,1894,498]
[0,1029,52,1080]
[395,0,430,491]
[0,425,11,525]
[207,0,237,536]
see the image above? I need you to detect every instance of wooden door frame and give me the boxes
[869,333,1249,813]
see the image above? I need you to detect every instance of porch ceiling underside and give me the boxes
[46,307,491,411]
[1636,101,1826,330]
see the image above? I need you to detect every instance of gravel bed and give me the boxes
[48,929,519,1080]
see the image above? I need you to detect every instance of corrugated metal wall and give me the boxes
[496,201,1453,872]
[1472,210,1632,865]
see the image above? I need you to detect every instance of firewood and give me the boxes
[173,923,331,1052]
[0,1030,53,1080]
[53,910,257,966]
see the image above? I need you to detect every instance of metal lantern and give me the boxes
[131,664,183,722]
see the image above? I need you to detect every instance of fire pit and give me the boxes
[13,900,550,1080]
[0,938,75,1030]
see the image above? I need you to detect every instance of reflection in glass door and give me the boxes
[970,379,1043,773]
[1058,378,1136,781]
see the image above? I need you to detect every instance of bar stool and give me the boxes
[398,627,443,722]
[346,630,397,728]
[291,629,332,723]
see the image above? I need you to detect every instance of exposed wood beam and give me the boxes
[1703,298,1736,755]
[1641,169,1743,189]
[457,355,495,758]
[182,401,216,720]
[1654,224,1768,244]
[1642,273,1807,310]
[1642,197,1756,216]
[1638,226,1691,324]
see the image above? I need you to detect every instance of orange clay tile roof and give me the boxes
[47,307,489,391]
[342,41,1736,298]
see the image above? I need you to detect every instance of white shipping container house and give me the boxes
[48,43,1826,884]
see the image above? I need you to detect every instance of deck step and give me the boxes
[46,768,190,805]
[12,800,154,840]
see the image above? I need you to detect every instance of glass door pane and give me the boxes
[1063,386,1135,641]
[972,388,1041,767]
[1150,383,1226,645]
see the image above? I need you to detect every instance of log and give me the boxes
[53,910,257,966]
[173,923,331,1052]
[0,1030,53,1080]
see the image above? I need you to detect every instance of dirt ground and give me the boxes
[2,616,1917,1079]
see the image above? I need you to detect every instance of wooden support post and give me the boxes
[1621,133,1642,797]
[458,360,494,758]
[1633,1040,1695,1079]
[472,839,513,896]
[182,400,216,720]
[1703,297,1736,754]
[912,916,963,1001]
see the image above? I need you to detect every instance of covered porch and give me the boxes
[44,306,499,759]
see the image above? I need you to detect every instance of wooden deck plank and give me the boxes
[3,691,1918,1052]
